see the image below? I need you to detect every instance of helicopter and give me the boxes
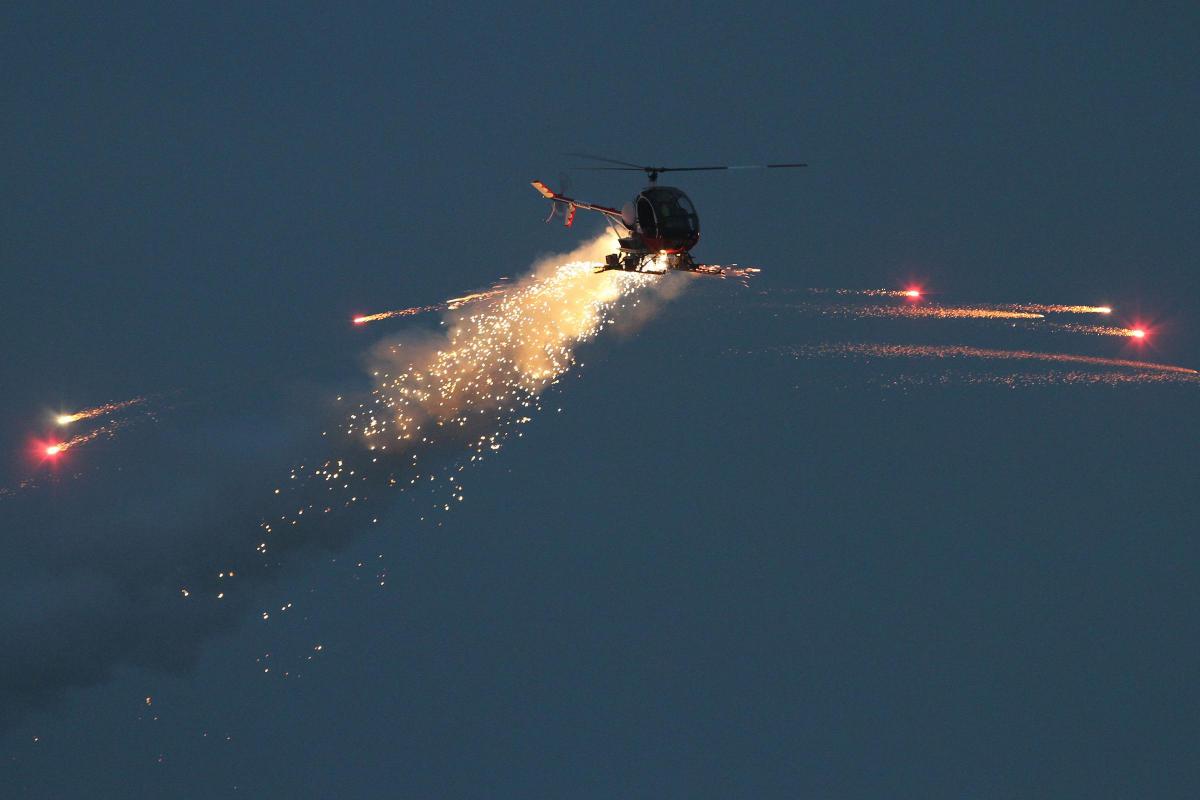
[532,153,806,273]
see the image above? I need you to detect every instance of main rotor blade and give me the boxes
[565,152,646,169]
[661,163,808,172]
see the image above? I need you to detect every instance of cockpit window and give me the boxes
[639,188,699,237]
[637,197,655,232]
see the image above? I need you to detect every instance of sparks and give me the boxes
[1048,323,1149,338]
[1000,303,1114,315]
[279,232,676,535]
[55,397,146,426]
[38,421,129,459]
[354,287,509,325]
[823,304,1045,321]
[807,288,923,298]
[766,343,1200,386]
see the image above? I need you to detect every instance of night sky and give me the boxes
[3,3,1199,797]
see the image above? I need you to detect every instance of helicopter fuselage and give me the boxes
[534,154,803,272]
[602,185,700,271]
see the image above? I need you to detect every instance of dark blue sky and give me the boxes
[3,3,1198,797]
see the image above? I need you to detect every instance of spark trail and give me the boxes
[801,291,1111,315]
[807,288,920,297]
[759,343,1199,387]
[44,421,131,456]
[812,303,1046,321]
[353,287,509,325]
[1001,304,1112,315]
[56,397,146,426]
[761,291,1132,331]
[693,265,762,286]
[1050,323,1146,338]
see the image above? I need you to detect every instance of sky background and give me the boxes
[2,2,1198,797]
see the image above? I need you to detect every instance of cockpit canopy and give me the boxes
[635,186,700,240]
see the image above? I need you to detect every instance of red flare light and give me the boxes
[904,288,922,299]
[1130,328,1146,339]
[44,444,63,457]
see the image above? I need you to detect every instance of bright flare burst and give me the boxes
[55,397,145,426]
[273,232,676,539]
[357,233,658,446]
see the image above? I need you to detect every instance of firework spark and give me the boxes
[353,304,443,325]
[812,303,1046,321]
[761,343,1199,387]
[761,292,1131,326]
[274,231,676,539]
[694,264,762,283]
[353,287,509,325]
[1002,303,1112,315]
[55,397,145,426]
[801,290,1111,316]
[781,343,1195,373]
[806,288,922,298]
[43,421,129,456]
[1050,323,1146,338]
[444,287,507,310]
[357,232,658,446]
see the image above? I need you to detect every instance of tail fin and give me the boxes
[532,180,575,225]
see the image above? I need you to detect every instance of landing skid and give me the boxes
[594,252,699,274]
